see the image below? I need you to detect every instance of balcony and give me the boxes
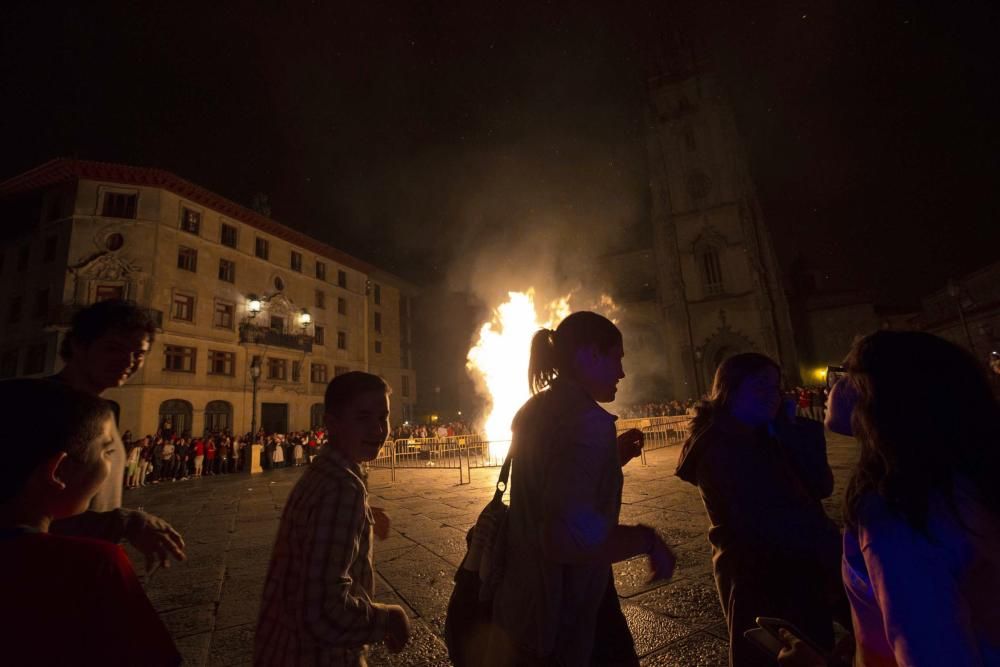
[239,322,313,353]
[44,304,164,330]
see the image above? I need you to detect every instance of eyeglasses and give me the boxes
[826,365,847,389]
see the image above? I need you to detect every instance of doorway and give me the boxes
[261,402,289,434]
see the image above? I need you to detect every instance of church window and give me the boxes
[701,248,724,296]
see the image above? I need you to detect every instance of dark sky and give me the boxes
[2,0,998,306]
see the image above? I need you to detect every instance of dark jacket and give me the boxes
[676,414,839,561]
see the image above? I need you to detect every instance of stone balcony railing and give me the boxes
[238,322,313,353]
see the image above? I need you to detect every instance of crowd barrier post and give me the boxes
[390,440,396,483]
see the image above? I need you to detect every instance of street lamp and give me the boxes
[249,358,262,444]
[946,279,976,355]
[299,308,312,330]
[248,294,263,318]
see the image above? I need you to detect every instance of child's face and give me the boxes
[56,415,117,517]
[326,390,390,463]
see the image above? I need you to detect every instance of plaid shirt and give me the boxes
[254,447,390,666]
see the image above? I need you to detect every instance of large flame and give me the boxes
[467,289,619,459]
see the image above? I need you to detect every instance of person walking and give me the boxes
[487,311,675,666]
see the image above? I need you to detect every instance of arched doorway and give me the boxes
[205,400,233,434]
[310,403,325,429]
[159,399,193,437]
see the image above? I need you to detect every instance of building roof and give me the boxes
[0,157,387,277]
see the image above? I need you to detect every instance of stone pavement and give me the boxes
[126,432,859,666]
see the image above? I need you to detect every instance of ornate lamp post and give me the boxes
[249,358,262,442]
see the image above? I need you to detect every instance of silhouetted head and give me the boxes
[692,353,782,431]
[844,330,1000,529]
[0,379,115,515]
[323,371,391,463]
[59,300,157,392]
[528,311,623,402]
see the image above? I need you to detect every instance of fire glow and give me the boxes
[466,290,618,459]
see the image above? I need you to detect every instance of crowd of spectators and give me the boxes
[390,420,472,440]
[122,428,329,488]
[618,399,697,419]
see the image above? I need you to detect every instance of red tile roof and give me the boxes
[0,158,377,274]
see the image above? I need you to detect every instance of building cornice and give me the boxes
[0,158,379,276]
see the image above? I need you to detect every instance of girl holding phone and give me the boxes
[676,352,843,667]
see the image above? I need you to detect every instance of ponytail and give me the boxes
[527,311,623,395]
[528,328,558,395]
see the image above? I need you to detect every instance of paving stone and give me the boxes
[147,577,223,613]
[633,574,725,627]
[641,631,730,666]
[174,630,212,667]
[367,620,451,666]
[207,622,255,666]
[160,603,217,639]
[622,602,700,658]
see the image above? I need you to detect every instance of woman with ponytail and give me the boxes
[675,353,843,667]
[488,311,676,666]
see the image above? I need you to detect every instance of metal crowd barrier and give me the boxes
[367,416,693,484]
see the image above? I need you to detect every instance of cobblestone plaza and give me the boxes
[127,433,859,666]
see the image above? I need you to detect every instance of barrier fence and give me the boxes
[368,415,693,483]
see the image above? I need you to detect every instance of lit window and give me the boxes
[177,246,198,272]
[221,223,238,248]
[218,258,236,283]
[208,350,235,376]
[164,345,196,372]
[173,293,195,322]
[180,207,201,234]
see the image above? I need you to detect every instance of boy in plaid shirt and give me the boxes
[255,372,410,666]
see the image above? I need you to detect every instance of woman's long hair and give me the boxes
[528,311,622,394]
[690,352,780,433]
[844,330,1000,530]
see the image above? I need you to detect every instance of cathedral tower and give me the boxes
[645,29,800,396]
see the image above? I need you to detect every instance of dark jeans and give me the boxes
[714,549,838,667]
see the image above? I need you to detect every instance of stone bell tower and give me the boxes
[645,26,800,396]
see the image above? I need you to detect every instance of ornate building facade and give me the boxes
[0,159,417,436]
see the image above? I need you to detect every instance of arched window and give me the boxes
[205,400,233,434]
[700,247,724,295]
[159,399,193,437]
[310,403,325,430]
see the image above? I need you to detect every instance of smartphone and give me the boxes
[755,616,827,656]
[743,627,784,657]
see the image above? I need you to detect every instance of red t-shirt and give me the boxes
[0,530,180,666]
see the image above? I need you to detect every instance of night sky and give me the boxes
[2,0,997,306]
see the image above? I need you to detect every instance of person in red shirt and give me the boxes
[205,438,217,475]
[0,379,180,666]
[192,438,206,476]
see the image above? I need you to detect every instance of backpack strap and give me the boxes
[493,450,513,504]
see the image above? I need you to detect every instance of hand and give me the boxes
[371,506,391,540]
[124,510,187,572]
[617,428,644,466]
[642,526,676,583]
[777,629,827,667]
[384,605,411,653]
